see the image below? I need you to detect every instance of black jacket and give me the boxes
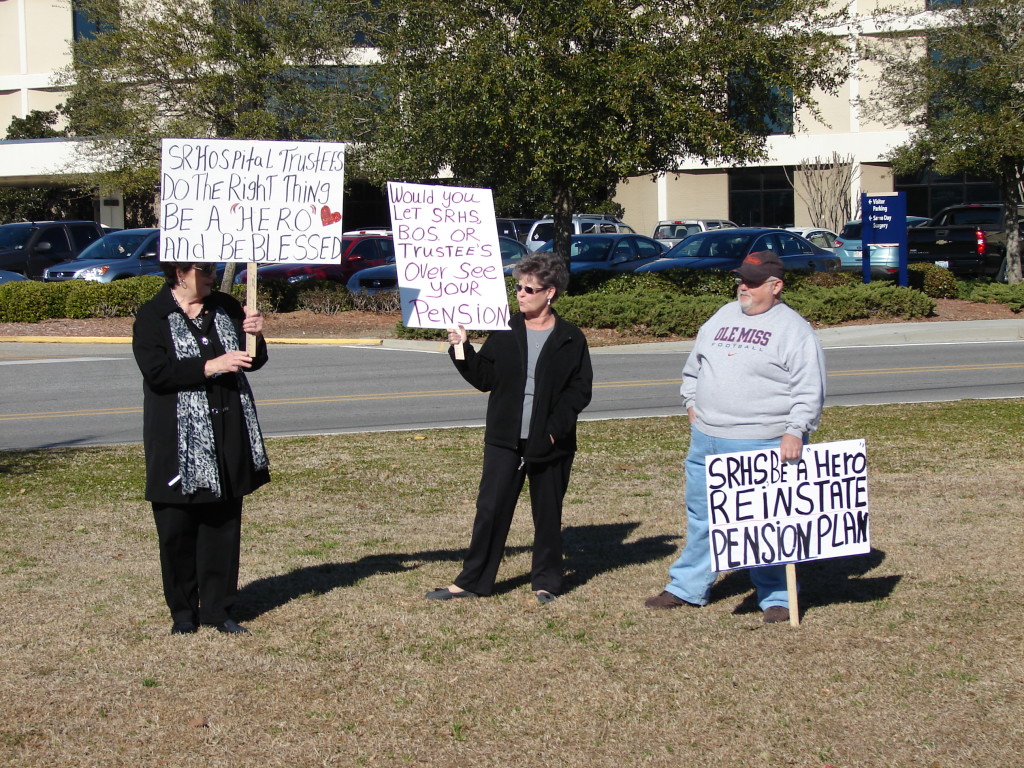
[133,286,270,504]
[449,312,592,462]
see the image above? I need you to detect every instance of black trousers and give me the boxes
[454,442,574,596]
[152,498,243,625]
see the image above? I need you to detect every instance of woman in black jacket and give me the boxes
[426,252,592,604]
[133,262,269,635]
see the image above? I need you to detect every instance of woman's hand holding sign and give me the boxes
[447,325,468,360]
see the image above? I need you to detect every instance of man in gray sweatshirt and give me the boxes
[645,250,826,623]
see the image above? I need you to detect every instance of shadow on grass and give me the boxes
[720,547,901,617]
[235,521,679,619]
[234,544,528,621]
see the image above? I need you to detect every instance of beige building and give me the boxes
[0,0,124,226]
[615,4,999,236]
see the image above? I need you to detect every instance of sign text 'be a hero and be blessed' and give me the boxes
[388,181,510,331]
[708,439,870,572]
[160,138,346,263]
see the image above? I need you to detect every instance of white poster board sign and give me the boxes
[708,439,869,572]
[160,138,346,263]
[387,181,510,330]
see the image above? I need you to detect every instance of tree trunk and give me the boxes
[1000,165,1022,285]
[220,263,238,293]
[552,185,574,268]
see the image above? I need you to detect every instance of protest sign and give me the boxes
[387,181,510,332]
[708,439,869,573]
[159,138,346,264]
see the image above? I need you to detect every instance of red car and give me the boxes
[235,234,395,285]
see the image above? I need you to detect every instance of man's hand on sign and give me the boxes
[779,433,803,462]
[447,326,468,347]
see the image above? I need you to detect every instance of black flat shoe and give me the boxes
[425,587,479,601]
[171,621,197,635]
[214,619,251,634]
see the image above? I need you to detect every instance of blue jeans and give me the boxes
[664,426,789,610]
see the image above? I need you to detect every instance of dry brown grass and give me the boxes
[1,402,1022,767]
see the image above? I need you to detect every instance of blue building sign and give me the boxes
[861,192,908,286]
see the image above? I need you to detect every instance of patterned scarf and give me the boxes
[168,307,269,497]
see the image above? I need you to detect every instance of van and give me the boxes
[651,219,738,248]
[526,214,635,251]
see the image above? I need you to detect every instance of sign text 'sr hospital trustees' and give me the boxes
[159,138,346,263]
[388,181,510,331]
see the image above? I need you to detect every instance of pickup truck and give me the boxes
[906,203,1024,280]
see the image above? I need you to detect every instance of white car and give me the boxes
[652,219,738,248]
[526,214,635,251]
[785,227,839,253]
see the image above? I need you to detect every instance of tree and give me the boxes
[785,152,855,234]
[61,0,376,286]
[367,0,848,261]
[864,0,1024,283]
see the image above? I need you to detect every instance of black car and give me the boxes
[496,218,538,243]
[0,220,106,279]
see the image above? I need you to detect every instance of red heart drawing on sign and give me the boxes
[320,206,342,226]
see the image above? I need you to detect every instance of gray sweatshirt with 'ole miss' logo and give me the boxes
[681,300,826,440]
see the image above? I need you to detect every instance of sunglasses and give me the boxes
[734,277,776,288]
[193,264,217,275]
[515,284,547,294]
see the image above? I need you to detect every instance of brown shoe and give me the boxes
[644,590,698,610]
[763,606,790,623]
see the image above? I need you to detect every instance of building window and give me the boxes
[893,170,999,218]
[728,167,794,227]
[72,4,101,41]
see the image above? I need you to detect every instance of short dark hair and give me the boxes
[160,262,189,287]
[513,251,569,299]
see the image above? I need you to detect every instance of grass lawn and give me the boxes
[1,400,1022,767]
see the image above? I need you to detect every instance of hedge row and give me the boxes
[0,276,165,323]
[3,266,1020,337]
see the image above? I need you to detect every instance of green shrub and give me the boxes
[907,263,959,298]
[394,323,447,341]
[958,282,1024,312]
[295,283,355,314]
[785,284,935,324]
[785,270,857,290]
[350,290,401,314]
[0,281,70,322]
[234,278,298,314]
[557,292,728,337]
[65,276,162,319]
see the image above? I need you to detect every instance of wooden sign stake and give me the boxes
[245,261,257,356]
[786,563,800,626]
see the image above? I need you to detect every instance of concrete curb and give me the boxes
[1,319,1021,351]
[0,335,387,346]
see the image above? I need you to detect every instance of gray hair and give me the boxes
[513,251,569,299]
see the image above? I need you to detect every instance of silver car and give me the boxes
[43,229,160,282]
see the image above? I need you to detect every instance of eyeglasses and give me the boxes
[734,277,778,288]
[515,284,547,294]
[193,264,217,275]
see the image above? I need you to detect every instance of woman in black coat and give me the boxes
[426,251,592,604]
[133,262,269,635]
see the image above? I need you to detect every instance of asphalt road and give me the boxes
[1,323,1023,451]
